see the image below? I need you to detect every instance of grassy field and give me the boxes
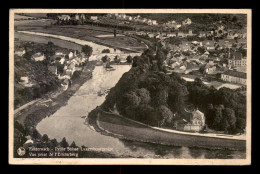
[14,14,34,20]
[14,19,55,27]
[15,32,83,52]
[15,23,148,52]
[96,110,246,151]
[22,13,47,18]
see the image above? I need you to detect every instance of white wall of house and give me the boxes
[221,74,246,85]
[34,55,45,61]
[15,50,25,56]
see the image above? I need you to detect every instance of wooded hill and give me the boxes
[100,47,246,134]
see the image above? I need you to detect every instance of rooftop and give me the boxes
[223,70,246,79]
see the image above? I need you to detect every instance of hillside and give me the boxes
[100,47,246,134]
[132,13,246,26]
[14,41,69,109]
[17,13,47,18]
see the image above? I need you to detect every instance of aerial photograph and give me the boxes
[10,9,250,164]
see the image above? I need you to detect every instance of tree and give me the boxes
[222,108,236,133]
[123,91,141,106]
[65,55,69,60]
[60,137,69,148]
[114,55,120,63]
[199,66,205,74]
[47,41,54,47]
[42,134,49,142]
[114,29,117,38]
[101,49,110,53]
[158,105,174,126]
[47,13,59,19]
[236,117,246,134]
[126,55,133,64]
[167,37,182,46]
[156,50,166,71]
[32,129,41,140]
[232,16,238,23]
[70,141,77,148]
[212,107,223,130]
[194,78,205,87]
[50,139,58,149]
[81,45,93,57]
[44,42,55,61]
[136,88,151,105]
[101,55,108,63]
[197,46,206,54]
[222,119,229,133]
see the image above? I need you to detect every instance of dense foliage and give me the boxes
[101,49,110,53]
[101,46,246,134]
[14,52,60,109]
[81,45,93,57]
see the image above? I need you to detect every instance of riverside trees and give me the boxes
[100,46,246,134]
[81,45,93,57]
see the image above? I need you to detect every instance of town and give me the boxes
[51,13,247,88]
[13,12,248,159]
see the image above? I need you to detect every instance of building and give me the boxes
[235,66,247,73]
[147,33,155,38]
[90,16,98,21]
[228,52,246,68]
[186,29,193,36]
[20,76,29,84]
[75,14,80,20]
[80,14,86,20]
[198,31,207,38]
[191,41,200,46]
[31,52,45,61]
[177,31,185,38]
[203,63,217,74]
[176,109,205,132]
[228,58,246,68]
[151,20,157,25]
[61,79,70,91]
[167,33,177,37]
[19,76,34,87]
[182,18,192,26]
[58,15,71,21]
[126,16,132,21]
[221,70,246,85]
[116,14,126,20]
[55,49,70,58]
[68,51,74,59]
[15,48,26,56]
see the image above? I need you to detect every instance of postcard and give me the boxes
[9,9,251,165]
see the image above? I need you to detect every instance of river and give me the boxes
[36,65,245,159]
[20,31,245,159]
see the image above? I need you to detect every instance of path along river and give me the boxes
[20,31,246,159]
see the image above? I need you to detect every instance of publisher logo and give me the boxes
[17,147,26,156]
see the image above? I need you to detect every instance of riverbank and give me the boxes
[15,61,96,128]
[88,107,246,151]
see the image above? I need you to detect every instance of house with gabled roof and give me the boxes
[176,109,205,132]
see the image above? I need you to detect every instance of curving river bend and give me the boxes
[36,65,245,159]
[20,31,246,159]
